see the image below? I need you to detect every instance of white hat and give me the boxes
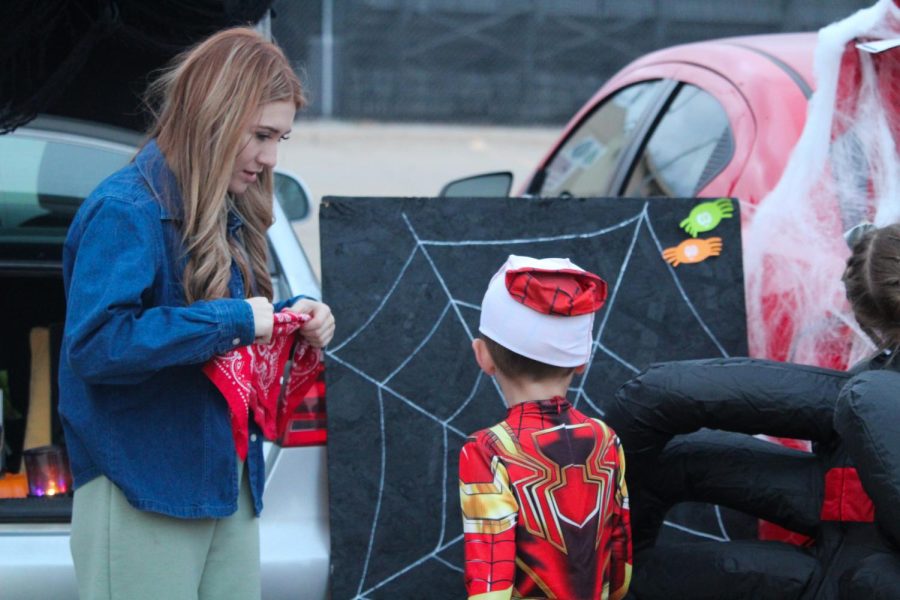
[478,255,607,367]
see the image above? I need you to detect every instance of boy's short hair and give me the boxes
[481,334,575,381]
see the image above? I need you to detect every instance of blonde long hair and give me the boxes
[146,27,305,303]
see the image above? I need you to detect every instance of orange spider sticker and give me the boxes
[662,237,722,267]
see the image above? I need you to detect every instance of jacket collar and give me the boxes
[507,395,572,417]
[134,139,244,233]
[134,139,184,221]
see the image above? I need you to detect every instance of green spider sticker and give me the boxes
[680,198,734,237]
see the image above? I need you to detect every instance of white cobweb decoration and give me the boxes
[745,0,900,367]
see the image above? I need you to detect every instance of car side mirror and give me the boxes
[274,170,311,221]
[439,171,513,198]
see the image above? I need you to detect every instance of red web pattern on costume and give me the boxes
[505,267,607,317]
[459,398,631,599]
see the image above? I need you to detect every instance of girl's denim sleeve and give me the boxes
[273,294,313,313]
[63,197,255,385]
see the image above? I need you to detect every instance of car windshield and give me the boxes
[540,80,664,197]
[0,132,132,248]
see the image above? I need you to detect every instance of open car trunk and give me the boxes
[0,118,136,521]
[0,269,72,522]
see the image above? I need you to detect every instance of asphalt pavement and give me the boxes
[277,119,560,278]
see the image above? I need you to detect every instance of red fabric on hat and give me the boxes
[505,267,607,316]
[203,309,325,460]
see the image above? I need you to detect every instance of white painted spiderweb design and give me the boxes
[326,201,738,599]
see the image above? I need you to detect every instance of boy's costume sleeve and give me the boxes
[608,439,632,600]
[459,434,518,600]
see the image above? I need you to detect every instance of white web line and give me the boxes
[594,204,647,342]
[325,353,467,439]
[446,370,484,423]
[595,343,640,374]
[715,505,731,540]
[416,214,642,246]
[437,427,449,549]
[454,299,481,311]
[433,555,464,573]
[643,215,730,357]
[330,205,735,597]
[663,519,729,542]
[574,390,604,416]
[403,215,514,415]
[331,244,420,353]
[382,302,452,384]
[357,535,465,599]
[355,387,388,598]
[573,204,646,411]
[402,213,477,343]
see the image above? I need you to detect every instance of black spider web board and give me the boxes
[321,195,747,600]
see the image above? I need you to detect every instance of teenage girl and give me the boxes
[60,27,334,599]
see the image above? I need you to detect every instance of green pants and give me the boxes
[70,465,260,600]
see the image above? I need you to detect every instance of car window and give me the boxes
[0,134,130,243]
[268,239,292,304]
[623,84,733,197]
[539,81,664,197]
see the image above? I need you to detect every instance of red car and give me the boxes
[445,31,897,369]
[530,33,821,363]
[524,32,814,212]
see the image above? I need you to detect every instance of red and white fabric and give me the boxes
[479,255,608,367]
[203,310,324,460]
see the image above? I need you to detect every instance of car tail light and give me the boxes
[278,370,327,447]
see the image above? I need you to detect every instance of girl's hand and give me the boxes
[246,297,275,343]
[289,299,335,348]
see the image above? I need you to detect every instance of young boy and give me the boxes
[459,255,632,600]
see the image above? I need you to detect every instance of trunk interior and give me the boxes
[0,270,72,521]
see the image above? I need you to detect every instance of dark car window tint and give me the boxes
[624,84,733,198]
[540,81,663,197]
[0,134,130,242]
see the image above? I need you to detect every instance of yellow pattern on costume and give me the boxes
[460,450,518,535]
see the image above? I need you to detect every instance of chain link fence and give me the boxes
[272,0,872,125]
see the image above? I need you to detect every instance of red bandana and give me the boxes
[505,267,607,316]
[203,310,325,460]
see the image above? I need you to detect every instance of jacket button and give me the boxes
[232,337,240,346]
[250,434,258,442]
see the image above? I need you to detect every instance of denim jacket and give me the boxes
[60,140,296,518]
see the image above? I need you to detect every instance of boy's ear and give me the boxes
[574,363,587,374]
[472,338,497,376]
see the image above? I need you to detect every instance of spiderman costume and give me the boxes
[459,395,631,600]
